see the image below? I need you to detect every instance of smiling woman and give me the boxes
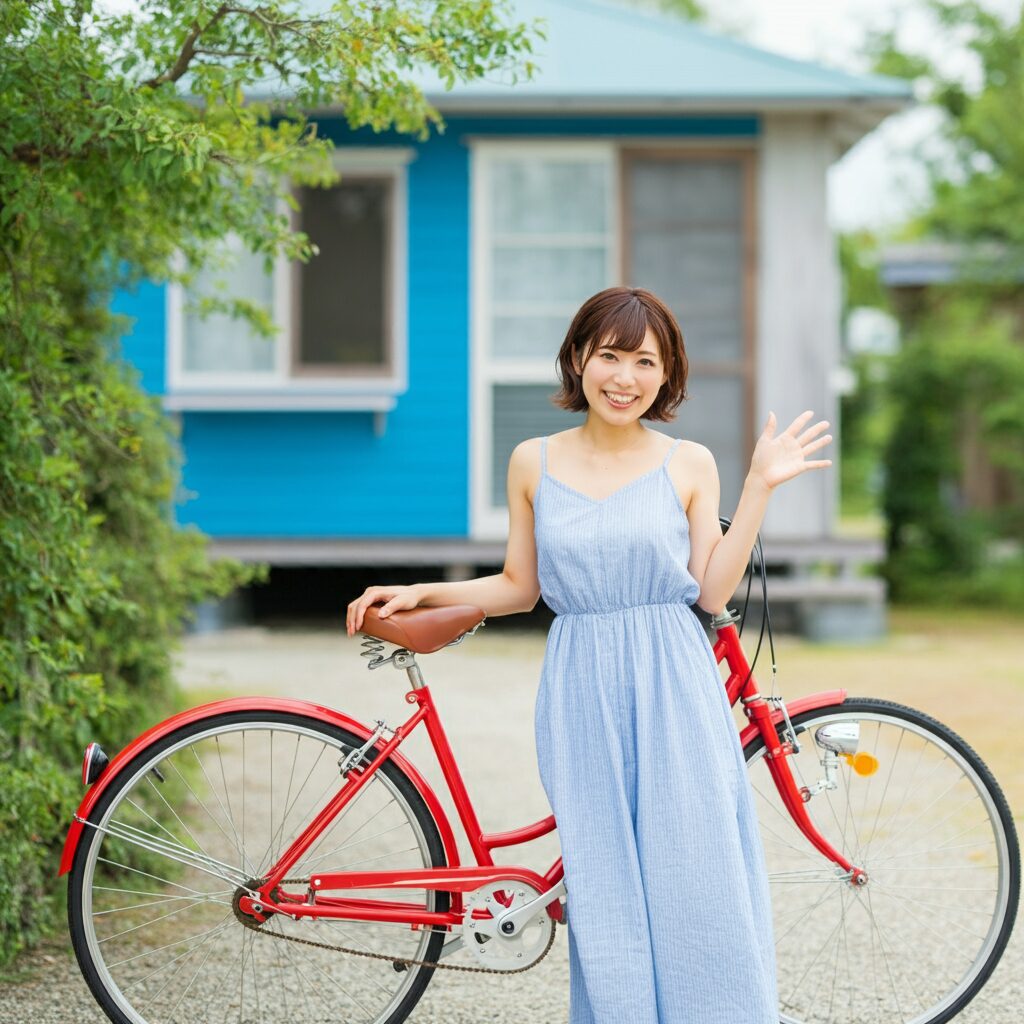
[347,285,834,1023]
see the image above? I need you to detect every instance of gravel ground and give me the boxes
[1,618,1021,1023]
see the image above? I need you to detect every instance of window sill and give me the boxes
[163,392,398,412]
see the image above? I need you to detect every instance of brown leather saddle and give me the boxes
[357,604,486,655]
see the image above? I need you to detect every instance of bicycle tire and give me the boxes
[743,696,1019,1024]
[68,710,450,1024]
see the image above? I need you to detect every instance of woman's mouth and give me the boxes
[603,391,638,409]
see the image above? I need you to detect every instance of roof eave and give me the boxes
[420,93,914,116]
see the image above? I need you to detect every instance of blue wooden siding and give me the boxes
[114,114,758,539]
[111,277,166,395]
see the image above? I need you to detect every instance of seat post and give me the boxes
[391,650,425,689]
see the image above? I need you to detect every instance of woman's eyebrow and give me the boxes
[601,345,660,357]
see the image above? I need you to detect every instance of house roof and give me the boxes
[416,0,914,109]
[264,0,915,149]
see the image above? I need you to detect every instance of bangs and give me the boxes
[583,297,652,360]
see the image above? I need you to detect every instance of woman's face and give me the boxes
[574,328,668,421]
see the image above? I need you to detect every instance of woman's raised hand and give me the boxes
[346,584,424,636]
[747,410,832,491]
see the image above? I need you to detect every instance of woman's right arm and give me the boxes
[346,439,542,634]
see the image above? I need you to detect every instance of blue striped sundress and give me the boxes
[533,434,779,1024]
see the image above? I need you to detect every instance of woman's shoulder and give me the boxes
[679,440,717,472]
[665,439,716,513]
[510,435,547,458]
[508,436,546,478]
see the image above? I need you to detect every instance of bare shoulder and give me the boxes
[667,439,717,513]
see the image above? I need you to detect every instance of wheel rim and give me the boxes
[77,719,443,1024]
[745,706,1015,1024]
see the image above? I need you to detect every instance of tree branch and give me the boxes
[140,2,233,89]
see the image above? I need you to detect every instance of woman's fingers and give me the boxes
[784,409,817,436]
[380,592,417,618]
[347,587,385,634]
[346,586,420,633]
[804,433,833,454]
[796,419,830,446]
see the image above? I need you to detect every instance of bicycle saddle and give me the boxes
[358,604,486,654]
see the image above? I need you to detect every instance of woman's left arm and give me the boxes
[693,410,832,614]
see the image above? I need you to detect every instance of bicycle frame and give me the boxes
[231,614,863,933]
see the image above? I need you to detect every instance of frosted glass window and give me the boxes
[627,158,745,365]
[492,161,608,234]
[491,384,584,506]
[675,375,746,512]
[183,236,275,374]
[485,151,612,363]
[630,160,741,223]
[493,247,607,304]
[491,315,571,361]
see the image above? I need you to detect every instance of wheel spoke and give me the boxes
[748,702,1017,1024]
[72,716,445,1024]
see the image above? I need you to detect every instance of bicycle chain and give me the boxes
[237,879,557,975]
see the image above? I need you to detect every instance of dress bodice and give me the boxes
[533,435,701,616]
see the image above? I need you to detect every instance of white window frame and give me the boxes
[166,147,414,412]
[469,140,620,539]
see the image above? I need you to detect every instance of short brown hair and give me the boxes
[551,286,689,422]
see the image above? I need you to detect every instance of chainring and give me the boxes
[462,880,557,971]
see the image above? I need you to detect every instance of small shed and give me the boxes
[113,0,913,637]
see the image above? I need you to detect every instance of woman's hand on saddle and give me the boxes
[346,584,424,635]
[747,410,832,491]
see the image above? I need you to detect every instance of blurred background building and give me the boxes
[111,0,913,638]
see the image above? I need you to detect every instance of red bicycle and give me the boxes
[63,542,1019,1024]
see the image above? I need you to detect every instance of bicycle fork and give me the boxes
[710,611,869,889]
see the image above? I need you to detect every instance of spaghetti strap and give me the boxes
[540,435,548,475]
[662,436,683,468]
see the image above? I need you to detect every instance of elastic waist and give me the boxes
[555,600,693,619]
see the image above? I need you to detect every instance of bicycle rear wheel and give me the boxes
[68,711,450,1024]
[744,697,1019,1024]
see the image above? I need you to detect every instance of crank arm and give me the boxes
[493,880,566,936]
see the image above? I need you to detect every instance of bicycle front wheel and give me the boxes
[744,697,1019,1024]
[68,711,450,1024]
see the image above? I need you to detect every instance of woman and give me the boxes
[347,285,832,1022]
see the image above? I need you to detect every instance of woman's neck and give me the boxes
[577,416,651,455]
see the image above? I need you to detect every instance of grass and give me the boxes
[735,603,1024,822]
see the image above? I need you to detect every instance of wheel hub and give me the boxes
[232,878,275,927]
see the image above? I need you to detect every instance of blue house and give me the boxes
[114,0,913,637]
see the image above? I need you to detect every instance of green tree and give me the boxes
[0,0,542,964]
[859,1,1024,599]
[881,294,1024,603]
[866,1,1024,262]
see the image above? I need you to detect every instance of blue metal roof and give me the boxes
[409,0,914,108]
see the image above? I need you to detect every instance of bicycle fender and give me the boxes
[738,688,848,751]
[58,697,460,877]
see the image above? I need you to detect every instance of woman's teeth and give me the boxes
[604,391,637,408]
